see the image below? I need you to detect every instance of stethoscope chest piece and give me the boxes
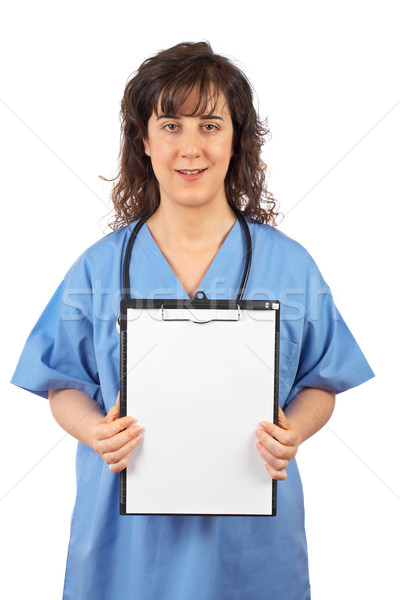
[115,315,121,334]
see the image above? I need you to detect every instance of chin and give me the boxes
[174,196,212,208]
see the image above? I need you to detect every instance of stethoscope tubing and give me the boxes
[121,204,252,304]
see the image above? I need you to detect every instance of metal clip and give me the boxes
[161,304,241,324]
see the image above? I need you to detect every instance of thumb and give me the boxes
[105,391,120,423]
[277,407,290,430]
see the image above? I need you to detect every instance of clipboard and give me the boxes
[119,296,280,516]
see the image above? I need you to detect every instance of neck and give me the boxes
[146,199,237,250]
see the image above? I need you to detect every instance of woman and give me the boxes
[11,41,374,599]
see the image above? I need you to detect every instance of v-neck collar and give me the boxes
[140,218,240,299]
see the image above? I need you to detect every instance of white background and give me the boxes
[1,1,399,598]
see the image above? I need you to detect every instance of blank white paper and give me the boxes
[124,306,277,515]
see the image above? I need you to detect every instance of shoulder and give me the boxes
[246,217,309,254]
[79,224,135,262]
[63,223,137,284]
[244,217,330,292]
[245,217,317,268]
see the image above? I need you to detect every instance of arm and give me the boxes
[255,387,335,480]
[49,389,143,472]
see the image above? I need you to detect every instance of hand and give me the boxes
[255,407,301,481]
[92,392,143,473]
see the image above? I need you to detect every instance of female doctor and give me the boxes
[11,41,374,599]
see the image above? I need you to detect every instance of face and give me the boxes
[142,89,234,211]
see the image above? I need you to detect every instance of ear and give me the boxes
[142,137,151,157]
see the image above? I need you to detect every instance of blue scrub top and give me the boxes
[11,217,374,600]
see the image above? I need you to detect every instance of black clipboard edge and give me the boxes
[272,305,280,517]
[120,297,278,312]
[119,298,280,517]
[120,322,128,516]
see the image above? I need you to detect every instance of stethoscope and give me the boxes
[116,205,252,332]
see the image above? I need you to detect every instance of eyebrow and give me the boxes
[156,114,224,121]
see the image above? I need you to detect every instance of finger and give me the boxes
[93,424,139,457]
[255,441,289,480]
[104,435,143,466]
[104,392,135,430]
[256,441,289,472]
[98,423,142,452]
[277,407,290,430]
[264,460,287,481]
[97,416,137,442]
[104,402,120,424]
[255,429,295,461]
[109,459,128,474]
[256,423,297,451]
[109,441,142,473]
[104,391,124,424]
[259,420,295,447]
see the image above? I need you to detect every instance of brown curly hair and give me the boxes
[101,41,280,229]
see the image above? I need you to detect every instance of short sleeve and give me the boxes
[284,252,375,407]
[11,255,101,402]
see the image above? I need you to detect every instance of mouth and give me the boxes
[175,168,207,181]
[176,168,207,175]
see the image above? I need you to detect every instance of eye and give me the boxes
[163,123,179,132]
[203,123,219,132]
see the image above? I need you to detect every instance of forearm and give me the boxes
[49,388,105,449]
[284,387,336,445]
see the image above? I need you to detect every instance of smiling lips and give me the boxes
[176,168,207,181]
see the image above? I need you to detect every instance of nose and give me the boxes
[180,125,201,159]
